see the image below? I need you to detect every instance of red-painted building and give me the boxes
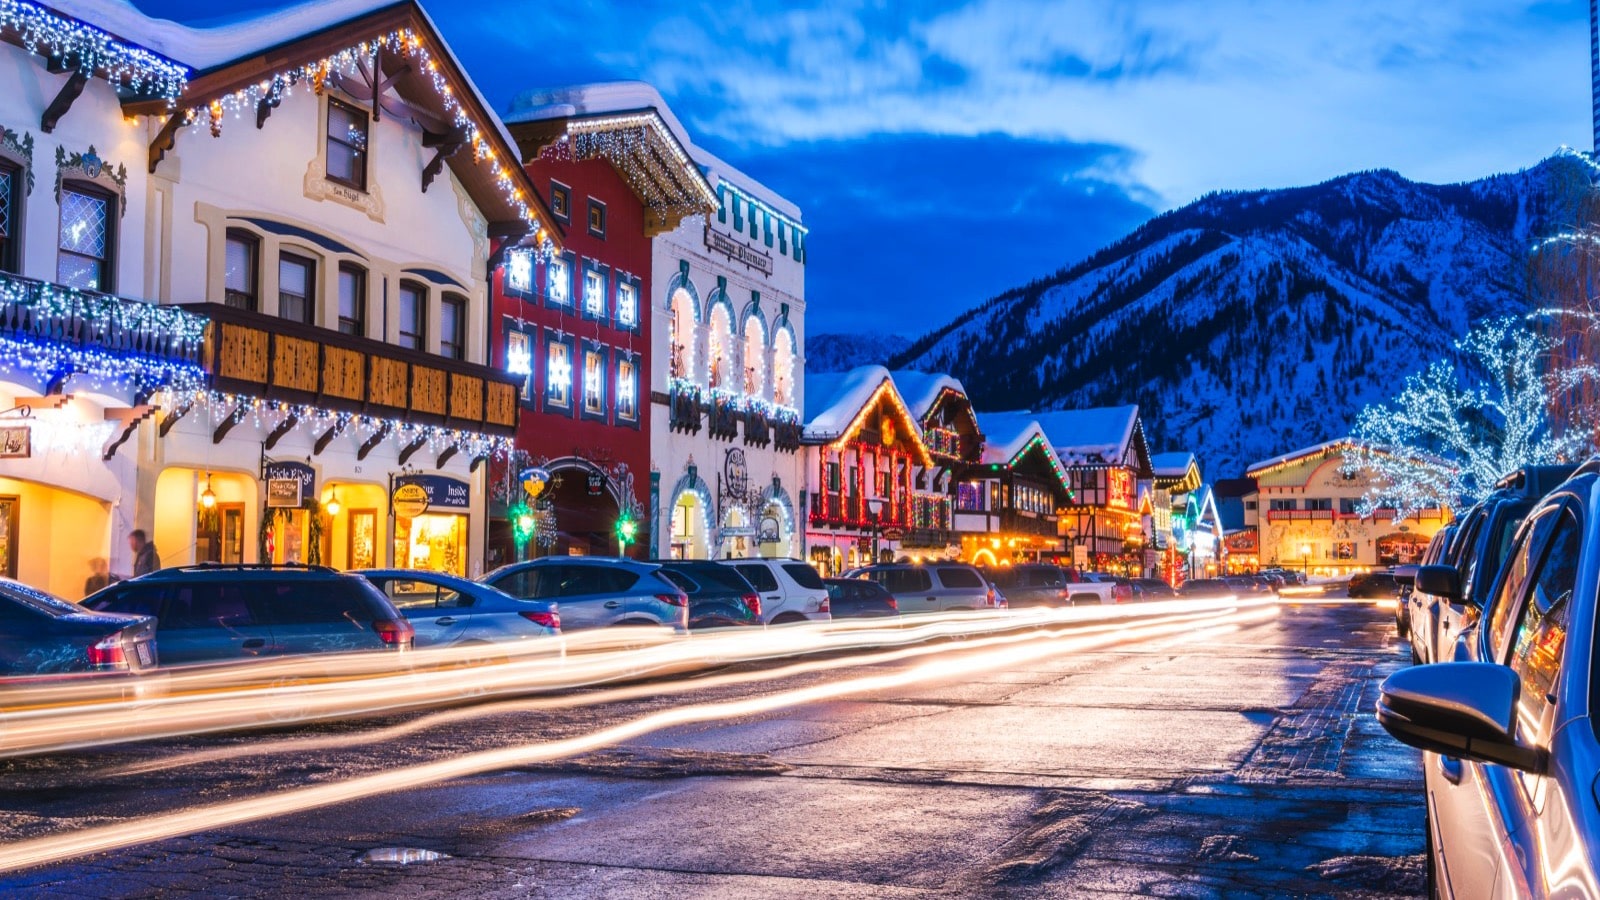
[486,96,714,563]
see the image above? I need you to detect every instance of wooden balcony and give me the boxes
[187,303,517,435]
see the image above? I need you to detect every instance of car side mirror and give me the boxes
[1377,663,1544,773]
[1414,565,1461,602]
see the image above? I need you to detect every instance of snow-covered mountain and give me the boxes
[890,152,1593,479]
[807,332,911,374]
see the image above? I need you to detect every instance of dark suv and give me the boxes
[1406,465,1575,665]
[85,564,413,664]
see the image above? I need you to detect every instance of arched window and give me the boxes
[224,229,260,311]
[772,327,795,407]
[669,287,696,380]
[706,303,732,389]
[398,280,427,350]
[742,315,765,396]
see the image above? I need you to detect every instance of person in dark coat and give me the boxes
[84,557,118,596]
[128,530,161,577]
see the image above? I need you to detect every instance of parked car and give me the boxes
[655,561,762,629]
[823,578,899,618]
[1377,466,1598,897]
[1076,572,1137,602]
[0,578,158,676]
[1347,571,1402,599]
[1132,577,1177,600]
[355,569,560,648]
[1222,574,1271,595]
[1177,578,1235,599]
[481,558,689,632]
[717,559,831,625]
[84,564,411,664]
[983,564,1109,607]
[1408,464,1574,665]
[1256,572,1287,591]
[1261,567,1305,586]
[845,563,1003,613]
[1402,524,1456,643]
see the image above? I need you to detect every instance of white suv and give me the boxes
[718,559,832,625]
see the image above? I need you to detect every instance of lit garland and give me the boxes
[1009,433,1073,496]
[537,113,716,219]
[173,390,514,460]
[192,27,552,237]
[14,415,116,456]
[0,274,208,347]
[0,0,188,100]
[0,334,205,395]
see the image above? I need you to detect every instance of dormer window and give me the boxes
[326,98,369,191]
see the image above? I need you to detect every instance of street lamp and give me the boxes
[866,497,885,564]
[1300,542,1311,577]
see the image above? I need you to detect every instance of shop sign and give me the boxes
[392,483,429,518]
[704,225,773,275]
[0,426,29,459]
[587,470,606,496]
[723,448,749,497]
[881,527,905,541]
[1107,468,1134,510]
[265,461,315,508]
[857,536,872,553]
[1225,530,1259,554]
[1073,545,1089,568]
[758,514,780,543]
[394,474,470,512]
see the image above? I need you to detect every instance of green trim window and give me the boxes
[763,210,773,247]
[732,195,743,232]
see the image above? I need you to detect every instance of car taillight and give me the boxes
[374,618,414,646]
[743,594,762,618]
[886,596,898,610]
[657,593,689,607]
[87,634,126,668]
[819,596,830,614]
[987,588,998,607]
[519,610,560,630]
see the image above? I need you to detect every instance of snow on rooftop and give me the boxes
[503,81,700,161]
[50,0,399,71]
[1245,438,1353,475]
[804,365,892,439]
[692,144,802,222]
[974,412,1048,465]
[889,370,966,423]
[1030,406,1140,466]
[1150,451,1196,478]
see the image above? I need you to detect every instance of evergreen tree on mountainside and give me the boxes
[887,152,1594,477]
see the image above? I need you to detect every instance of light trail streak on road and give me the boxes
[106,604,1258,778]
[0,600,1260,757]
[0,600,1275,873]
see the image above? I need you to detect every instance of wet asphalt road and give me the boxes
[1,600,1423,898]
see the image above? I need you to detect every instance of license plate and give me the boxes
[135,641,153,667]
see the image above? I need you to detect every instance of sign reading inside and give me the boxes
[391,483,429,518]
[393,475,470,514]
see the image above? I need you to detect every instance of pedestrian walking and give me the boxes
[128,529,161,576]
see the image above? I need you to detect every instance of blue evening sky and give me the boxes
[133,0,1590,337]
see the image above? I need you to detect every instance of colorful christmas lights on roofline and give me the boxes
[193,27,554,239]
[0,0,188,100]
[540,117,716,218]
[171,390,514,460]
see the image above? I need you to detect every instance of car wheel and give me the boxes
[770,613,807,626]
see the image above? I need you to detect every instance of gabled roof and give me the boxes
[504,81,718,230]
[974,412,1071,495]
[803,366,931,466]
[1150,451,1196,478]
[1030,405,1151,475]
[890,370,966,424]
[1245,439,1354,476]
[109,0,560,239]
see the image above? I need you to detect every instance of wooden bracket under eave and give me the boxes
[436,446,459,468]
[356,423,391,461]
[313,421,345,456]
[148,112,185,174]
[263,415,299,450]
[469,453,489,473]
[211,405,244,444]
[41,69,89,134]
[420,127,467,193]
[158,401,192,437]
[397,436,428,467]
[102,405,158,460]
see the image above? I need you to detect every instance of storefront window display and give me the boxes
[391,475,471,575]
